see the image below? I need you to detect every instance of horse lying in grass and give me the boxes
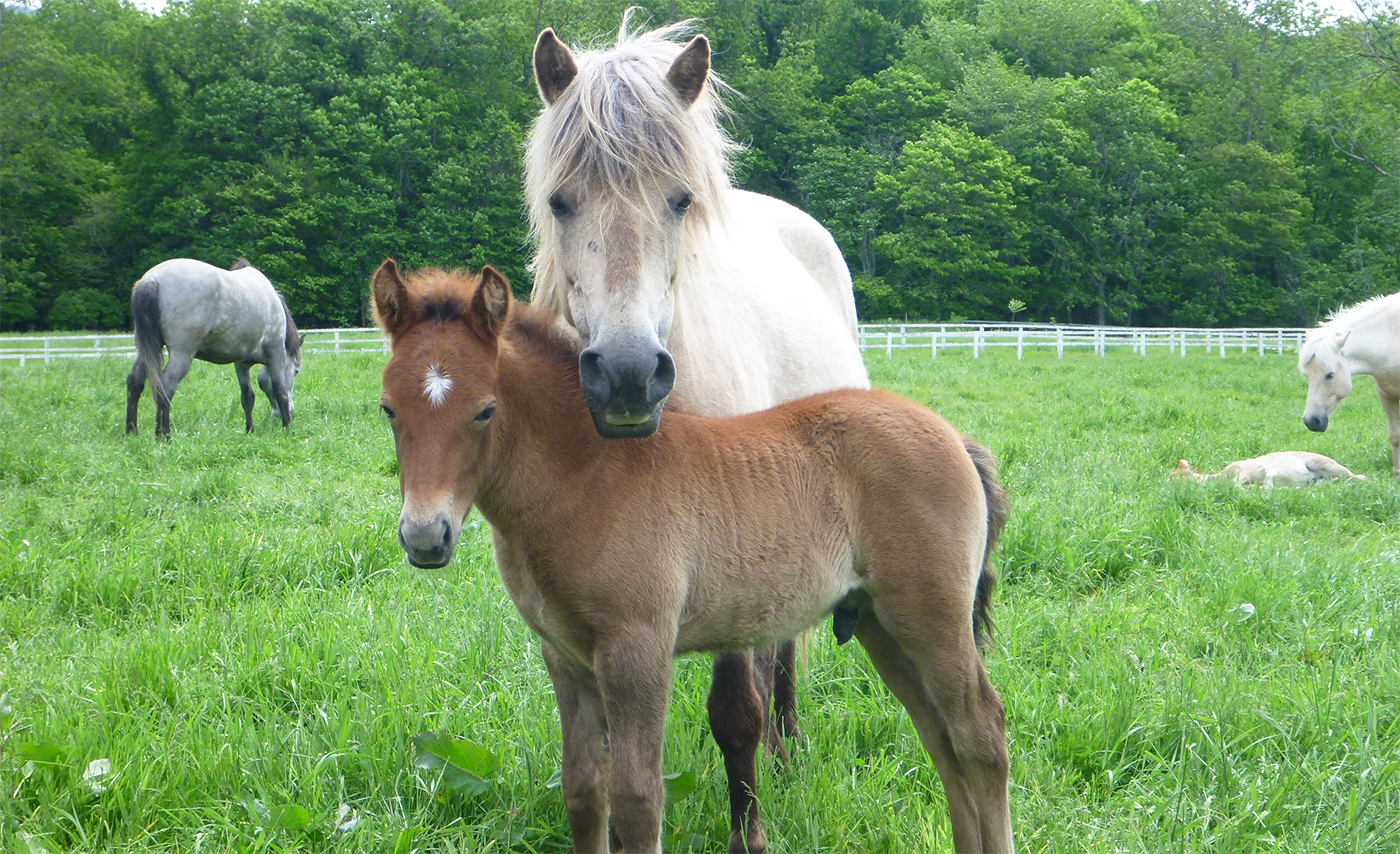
[1173,452,1363,486]
[371,261,1014,854]
[126,257,304,438]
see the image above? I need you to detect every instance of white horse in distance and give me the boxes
[1299,291,1400,476]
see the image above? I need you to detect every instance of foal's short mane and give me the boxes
[525,14,738,313]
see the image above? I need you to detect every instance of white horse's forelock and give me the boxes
[525,14,738,313]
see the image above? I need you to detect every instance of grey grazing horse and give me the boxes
[126,258,304,438]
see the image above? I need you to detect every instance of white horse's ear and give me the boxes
[1305,352,1316,367]
[471,266,512,342]
[371,258,411,336]
[1337,329,1351,350]
[534,29,578,106]
[667,35,710,107]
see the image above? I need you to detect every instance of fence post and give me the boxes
[1057,328,1064,359]
[931,331,938,360]
[1219,331,1226,358]
[44,337,51,364]
[1017,327,1024,360]
[886,330,893,358]
[974,331,981,359]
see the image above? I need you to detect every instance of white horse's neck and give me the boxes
[1336,297,1400,378]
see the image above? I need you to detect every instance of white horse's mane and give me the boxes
[524,13,738,312]
[1300,290,1400,366]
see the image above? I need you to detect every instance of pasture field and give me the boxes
[2,348,1398,853]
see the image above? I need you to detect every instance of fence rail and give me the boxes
[857,323,1310,360]
[1,323,1311,367]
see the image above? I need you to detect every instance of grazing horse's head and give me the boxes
[1300,329,1352,433]
[526,17,733,437]
[371,259,511,568]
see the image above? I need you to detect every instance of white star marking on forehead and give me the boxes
[422,364,453,408]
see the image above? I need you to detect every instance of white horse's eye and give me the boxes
[549,193,571,217]
[1325,372,1335,380]
[673,193,693,214]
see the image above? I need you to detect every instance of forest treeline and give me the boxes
[2,0,1398,329]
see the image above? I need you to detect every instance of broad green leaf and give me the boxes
[411,731,498,796]
[14,743,66,767]
[662,770,698,805]
[269,803,314,830]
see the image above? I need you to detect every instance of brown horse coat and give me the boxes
[373,261,1014,854]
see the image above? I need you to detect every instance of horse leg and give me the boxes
[595,631,674,854]
[854,612,1012,854]
[156,351,195,439]
[773,638,802,743]
[709,651,768,854]
[236,363,257,433]
[1378,388,1400,477]
[126,358,146,434]
[541,642,612,854]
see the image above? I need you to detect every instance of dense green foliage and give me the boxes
[2,349,1398,850]
[2,0,1398,330]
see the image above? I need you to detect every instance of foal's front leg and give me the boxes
[542,642,611,854]
[595,632,675,854]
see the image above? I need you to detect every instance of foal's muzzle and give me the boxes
[399,514,456,568]
[579,345,676,438]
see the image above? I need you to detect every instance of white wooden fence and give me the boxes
[1,323,1310,367]
[857,323,1310,360]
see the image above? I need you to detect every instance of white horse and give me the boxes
[126,258,304,438]
[1299,291,1400,476]
[1174,453,1363,486]
[526,16,870,854]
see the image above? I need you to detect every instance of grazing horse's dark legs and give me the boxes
[125,361,146,434]
[235,363,257,432]
[155,353,194,439]
[709,651,768,854]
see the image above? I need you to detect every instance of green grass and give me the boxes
[1,348,1397,852]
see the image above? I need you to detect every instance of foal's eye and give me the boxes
[381,403,395,419]
[672,192,693,214]
[474,402,496,423]
[548,193,570,217]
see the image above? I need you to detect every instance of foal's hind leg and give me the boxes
[235,363,258,432]
[854,613,1012,854]
[709,651,768,853]
[126,359,146,434]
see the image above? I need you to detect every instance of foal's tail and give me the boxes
[131,278,166,403]
[964,438,1008,648]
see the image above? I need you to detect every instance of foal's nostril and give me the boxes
[439,519,451,550]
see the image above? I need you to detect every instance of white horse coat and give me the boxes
[1299,291,1400,476]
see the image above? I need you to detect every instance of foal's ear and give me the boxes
[534,29,578,106]
[371,259,411,336]
[667,35,710,107]
[470,266,512,343]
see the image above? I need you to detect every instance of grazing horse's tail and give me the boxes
[131,278,166,404]
[963,438,1008,648]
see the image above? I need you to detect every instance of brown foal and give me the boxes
[373,261,1014,854]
